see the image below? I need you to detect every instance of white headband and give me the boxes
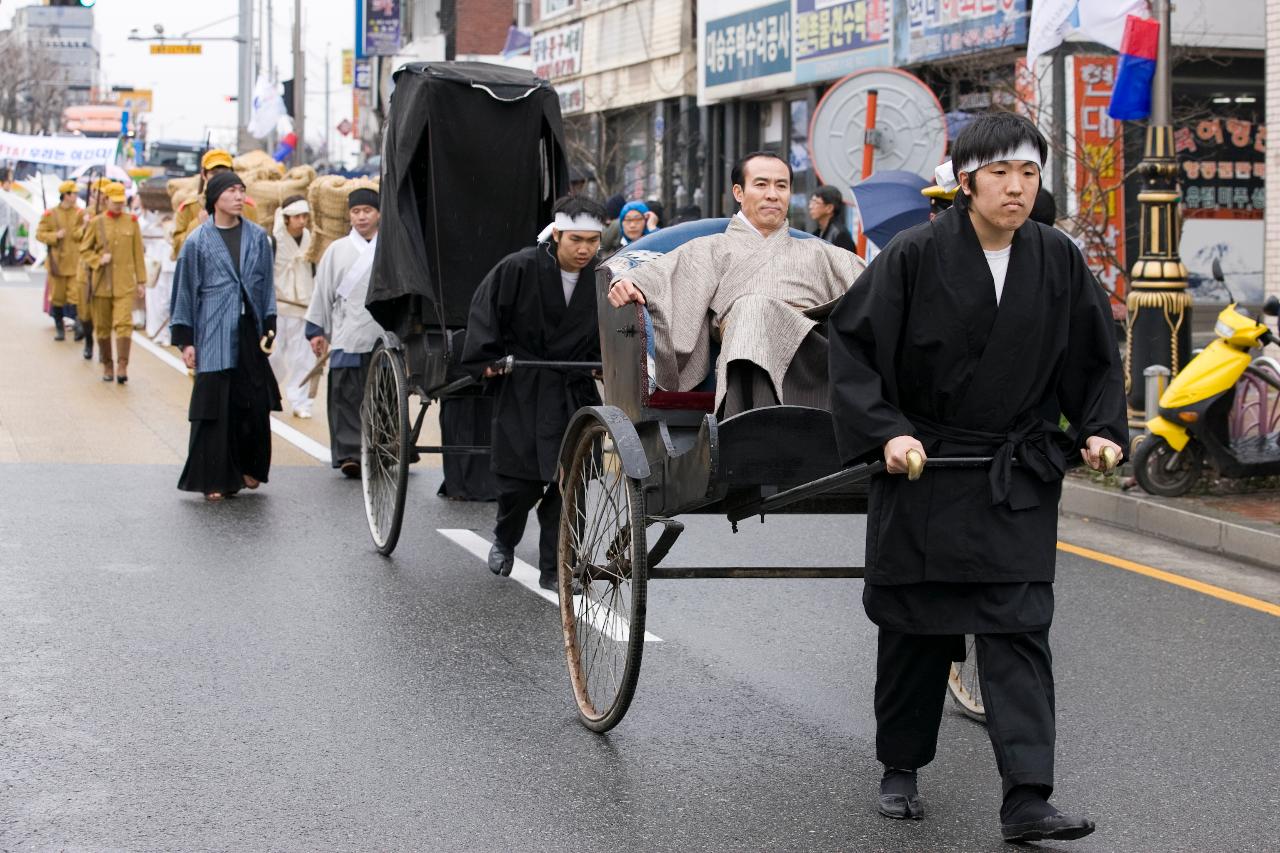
[553,212,604,233]
[282,199,310,216]
[934,143,1044,192]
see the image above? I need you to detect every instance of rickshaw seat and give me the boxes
[642,307,716,412]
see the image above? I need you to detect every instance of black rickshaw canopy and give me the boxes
[366,60,569,334]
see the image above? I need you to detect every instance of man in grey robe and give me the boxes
[305,188,384,477]
[607,151,865,415]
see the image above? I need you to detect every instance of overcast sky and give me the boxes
[1,0,356,156]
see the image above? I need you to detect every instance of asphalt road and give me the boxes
[3,460,1277,852]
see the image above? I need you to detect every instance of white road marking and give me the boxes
[131,331,332,464]
[437,528,662,643]
[2,270,31,283]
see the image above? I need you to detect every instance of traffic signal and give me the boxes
[46,1,98,8]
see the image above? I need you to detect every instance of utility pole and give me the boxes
[237,0,253,152]
[1124,0,1189,410]
[324,43,332,164]
[292,0,305,166]
[267,0,274,79]
[267,0,276,153]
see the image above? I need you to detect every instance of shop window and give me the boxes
[603,108,655,202]
[541,0,574,19]
[789,98,816,226]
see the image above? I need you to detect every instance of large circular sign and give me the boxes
[809,67,947,203]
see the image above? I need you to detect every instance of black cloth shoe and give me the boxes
[1000,785,1094,842]
[1001,814,1096,843]
[82,334,93,360]
[488,544,514,576]
[877,769,923,820]
[52,309,66,341]
[72,318,85,341]
[339,459,360,479]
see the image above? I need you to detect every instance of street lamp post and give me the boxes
[1124,0,1190,411]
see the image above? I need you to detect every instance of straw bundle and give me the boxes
[233,150,282,175]
[245,165,314,229]
[307,175,379,264]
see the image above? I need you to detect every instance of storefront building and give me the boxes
[530,0,700,214]
[696,0,1265,310]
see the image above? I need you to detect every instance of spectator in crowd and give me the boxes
[808,185,856,252]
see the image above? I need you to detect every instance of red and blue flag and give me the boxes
[1108,14,1160,120]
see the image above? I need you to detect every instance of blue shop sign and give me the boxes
[704,2,793,88]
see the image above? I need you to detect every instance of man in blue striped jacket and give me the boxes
[170,170,282,501]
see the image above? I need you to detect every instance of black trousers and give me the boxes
[875,628,1056,795]
[493,474,561,573]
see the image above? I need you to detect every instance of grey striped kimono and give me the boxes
[170,218,277,373]
[616,215,865,412]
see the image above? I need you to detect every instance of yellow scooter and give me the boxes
[1135,261,1280,496]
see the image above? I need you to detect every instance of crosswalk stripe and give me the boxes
[437,527,662,643]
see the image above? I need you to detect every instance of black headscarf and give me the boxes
[348,187,380,210]
[206,170,247,215]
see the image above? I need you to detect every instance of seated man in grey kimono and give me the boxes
[607,151,865,416]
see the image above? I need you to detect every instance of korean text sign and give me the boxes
[704,2,793,88]
[1072,55,1127,296]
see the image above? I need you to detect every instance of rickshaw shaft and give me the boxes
[726,456,999,524]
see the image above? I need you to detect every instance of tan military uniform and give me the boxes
[36,204,87,308]
[170,195,205,260]
[172,191,257,260]
[83,211,147,378]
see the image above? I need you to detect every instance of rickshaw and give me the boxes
[553,221,1025,733]
[361,61,591,555]
[359,63,994,731]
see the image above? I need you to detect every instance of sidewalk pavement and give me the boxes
[1062,474,1280,571]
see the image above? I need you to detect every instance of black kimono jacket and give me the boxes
[462,243,601,482]
[828,207,1127,590]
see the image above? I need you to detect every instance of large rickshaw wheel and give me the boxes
[558,416,648,733]
[361,343,411,556]
[947,635,986,723]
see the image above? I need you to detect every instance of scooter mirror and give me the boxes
[1211,258,1225,282]
[1265,295,1280,317]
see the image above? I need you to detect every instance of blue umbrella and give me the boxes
[849,170,932,248]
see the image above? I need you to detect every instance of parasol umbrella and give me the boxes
[849,169,931,248]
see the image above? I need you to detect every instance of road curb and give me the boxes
[1060,480,1280,570]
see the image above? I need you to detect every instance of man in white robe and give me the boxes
[305,188,384,476]
[608,151,865,415]
[271,195,318,418]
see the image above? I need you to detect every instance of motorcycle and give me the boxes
[1134,260,1280,497]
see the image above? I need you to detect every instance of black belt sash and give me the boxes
[907,412,1067,508]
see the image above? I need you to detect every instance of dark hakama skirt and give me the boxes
[326,355,370,468]
[720,330,830,417]
[178,314,283,495]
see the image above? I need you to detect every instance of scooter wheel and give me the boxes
[1133,436,1204,497]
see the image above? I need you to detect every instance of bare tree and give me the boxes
[0,33,73,134]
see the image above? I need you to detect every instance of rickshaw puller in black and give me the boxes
[827,113,1127,844]
[462,196,606,591]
